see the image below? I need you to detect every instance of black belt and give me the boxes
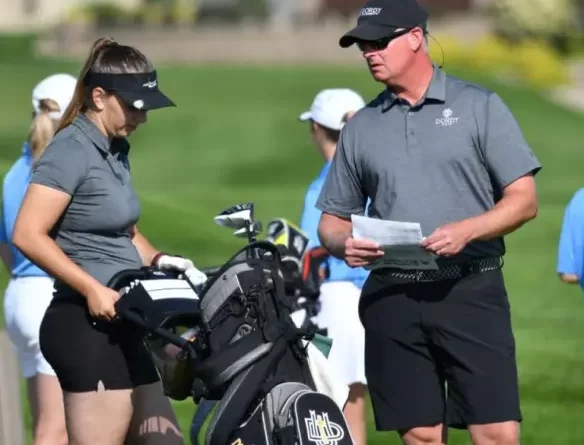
[381,257,503,283]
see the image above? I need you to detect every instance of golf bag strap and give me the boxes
[207,336,289,445]
[191,399,217,445]
[196,329,271,390]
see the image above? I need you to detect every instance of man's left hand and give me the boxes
[421,221,474,257]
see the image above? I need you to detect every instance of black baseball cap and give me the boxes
[339,0,429,48]
[85,70,175,110]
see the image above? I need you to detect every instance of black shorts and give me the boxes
[39,297,160,393]
[359,268,521,431]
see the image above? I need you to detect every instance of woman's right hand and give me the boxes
[86,285,121,321]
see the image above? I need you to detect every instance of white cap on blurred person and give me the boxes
[299,88,366,131]
[32,73,77,120]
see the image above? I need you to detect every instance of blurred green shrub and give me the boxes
[166,0,199,26]
[65,0,198,28]
[489,0,582,54]
[429,32,572,90]
[138,0,198,26]
[195,0,268,24]
[512,40,572,89]
[236,0,268,20]
[65,1,135,27]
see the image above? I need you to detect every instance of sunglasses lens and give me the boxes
[358,38,389,52]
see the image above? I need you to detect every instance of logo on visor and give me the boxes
[133,100,144,110]
[143,80,157,89]
[360,7,382,16]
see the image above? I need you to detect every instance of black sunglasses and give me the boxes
[356,28,416,52]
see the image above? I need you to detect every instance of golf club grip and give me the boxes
[201,265,221,278]
[118,309,189,349]
[107,268,150,290]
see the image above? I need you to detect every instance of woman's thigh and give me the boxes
[4,277,55,378]
[40,298,167,443]
[40,299,160,393]
[316,281,366,386]
[127,382,184,445]
[63,388,133,445]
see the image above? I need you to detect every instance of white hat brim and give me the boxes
[298,111,312,122]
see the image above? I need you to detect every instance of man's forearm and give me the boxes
[319,230,349,259]
[559,273,579,284]
[467,192,537,242]
[317,214,352,260]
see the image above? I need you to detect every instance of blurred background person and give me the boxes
[557,187,584,290]
[0,72,76,445]
[297,88,369,445]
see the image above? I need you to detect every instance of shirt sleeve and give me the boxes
[481,92,542,189]
[30,138,89,195]
[299,186,322,250]
[315,128,366,218]
[557,190,584,276]
[0,207,7,244]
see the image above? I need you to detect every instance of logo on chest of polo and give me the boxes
[435,108,459,126]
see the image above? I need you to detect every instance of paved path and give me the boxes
[35,14,493,66]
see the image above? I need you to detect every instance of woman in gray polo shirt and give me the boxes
[12,37,206,444]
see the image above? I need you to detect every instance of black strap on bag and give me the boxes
[207,336,289,445]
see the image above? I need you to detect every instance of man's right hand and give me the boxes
[344,237,384,268]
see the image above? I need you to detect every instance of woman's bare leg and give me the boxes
[27,374,68,445]
[63,385,133,445]
[343,383,367,445]
[126,381,184,445]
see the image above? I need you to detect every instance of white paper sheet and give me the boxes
[351,215,438,270]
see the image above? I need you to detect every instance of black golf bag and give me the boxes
[111,240,353,445]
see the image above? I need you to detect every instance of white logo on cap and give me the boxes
[133,100,144,109]
[360,7,382,16]
[143,80,157,89]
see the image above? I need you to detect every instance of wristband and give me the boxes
[151,251,169,267]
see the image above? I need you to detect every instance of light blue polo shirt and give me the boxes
[0,143,48,278]
[557,187,584,291]
[300,161,369,289]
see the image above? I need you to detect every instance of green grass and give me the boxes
[1,38,584,445]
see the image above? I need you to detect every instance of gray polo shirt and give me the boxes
[316,66,542,262]
[31,114,143,298]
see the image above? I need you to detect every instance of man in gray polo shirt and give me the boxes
[315,0,541,444]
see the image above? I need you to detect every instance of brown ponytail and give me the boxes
[57,37,119,133]
[28,99,60,162]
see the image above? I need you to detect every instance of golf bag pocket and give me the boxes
[290,391,353,445]
[226,382,353,445]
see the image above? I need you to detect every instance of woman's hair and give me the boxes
[57,37,154,132]
[28,98,61,162]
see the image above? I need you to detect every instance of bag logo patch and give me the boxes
[304,410,345,445]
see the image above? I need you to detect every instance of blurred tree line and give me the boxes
[64,0,584,56]
[490,0,584,55]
